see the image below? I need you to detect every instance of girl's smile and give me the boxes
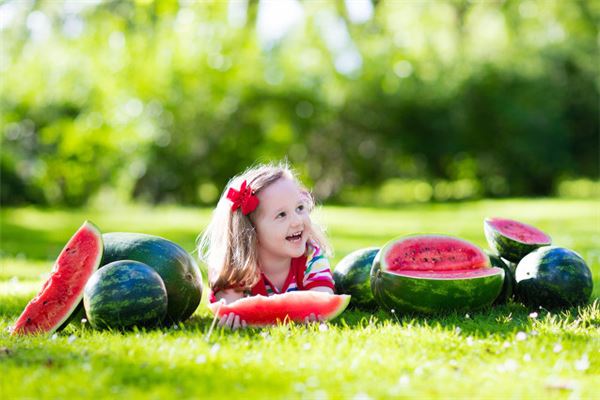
[286,231,303,242]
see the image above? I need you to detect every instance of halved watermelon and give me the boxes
[484,217,551,263]
[370,235,504,314]
[11,221,103,335]
[207,292,350,327]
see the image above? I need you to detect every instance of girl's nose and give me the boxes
[291,212,302,227]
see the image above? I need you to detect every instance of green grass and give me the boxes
[1,199,599,399]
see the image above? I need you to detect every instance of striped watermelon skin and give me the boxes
[102,233,202,323]
[333,247,379,309]
[370,235,504,314]
[84,260,168,330]
[515,246,593,309]
[484,218,551,263]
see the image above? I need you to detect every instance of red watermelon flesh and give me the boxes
[398,268,500,279]
[486,218,550,244]
[383,235,490,273]
[11,221,103,335]
[208,292,350,327]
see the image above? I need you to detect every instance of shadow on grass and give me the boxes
[0,294,33,319]
[0,222,65,261]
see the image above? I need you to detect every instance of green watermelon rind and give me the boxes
[484,218,551,263]
[84,260,168,330]
[320,294,351,322]
[333,247,379,309]
[515,246,593,309]
[370,234,503,314]
[101,233,203,323]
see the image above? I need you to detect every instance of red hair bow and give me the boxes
[226,180,259,215]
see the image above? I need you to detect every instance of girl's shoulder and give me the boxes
[302,240,334,289]
[306,239,322,258]
[305,240,328,266]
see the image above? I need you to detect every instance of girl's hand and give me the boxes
[218,313,248,330]
[304,313,323,324]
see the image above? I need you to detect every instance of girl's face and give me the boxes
[253,177,311,264]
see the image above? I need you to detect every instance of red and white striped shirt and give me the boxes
[210,242,334,302]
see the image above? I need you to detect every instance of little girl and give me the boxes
[199,162,335,329]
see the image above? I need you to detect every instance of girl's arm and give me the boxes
[303,243,335,293]
[214,288,245,304]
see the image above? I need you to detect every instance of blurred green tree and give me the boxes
[1,0,597,206]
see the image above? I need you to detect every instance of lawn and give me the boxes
[1,199,598,399]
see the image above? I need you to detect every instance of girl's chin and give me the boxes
[286,239,307,257]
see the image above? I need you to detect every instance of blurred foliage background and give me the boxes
[1,0,598,207]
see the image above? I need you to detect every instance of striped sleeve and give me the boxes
[303,243,335,291]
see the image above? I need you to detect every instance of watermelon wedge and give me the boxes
[207,292,350,327]
[11,221,103,336]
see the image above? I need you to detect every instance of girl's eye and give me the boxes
[276,212,286,219]
[297,204,305,212]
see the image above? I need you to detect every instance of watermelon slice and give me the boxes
[207,292,350,327]
[11,221,103,336]
[370,235,504,314]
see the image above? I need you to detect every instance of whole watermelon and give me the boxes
[333,247,379,309]
[102,233,203,323]
[515,246,593,309]
[84,260,168,330]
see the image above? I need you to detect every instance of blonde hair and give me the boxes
[198,162,331,292]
